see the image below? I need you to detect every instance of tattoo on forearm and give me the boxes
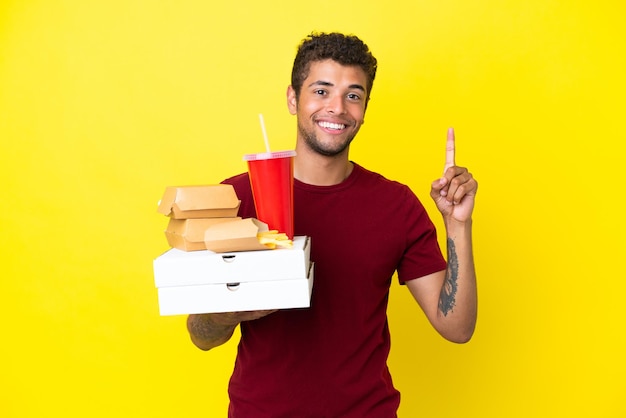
[439,238,459,316]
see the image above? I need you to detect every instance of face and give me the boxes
[287,59,368,157]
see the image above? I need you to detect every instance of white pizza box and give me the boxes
[153,236,310,287]
[156,263,314,315]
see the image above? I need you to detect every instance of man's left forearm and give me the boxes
[438,219,477,343]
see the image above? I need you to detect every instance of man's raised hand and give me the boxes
[430,128,478,222]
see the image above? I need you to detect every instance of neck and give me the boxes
[293,144,354,186]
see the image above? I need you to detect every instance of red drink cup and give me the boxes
[243,150,296,239]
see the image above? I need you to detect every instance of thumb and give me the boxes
[430,177,447,198]
[431,176,447,191]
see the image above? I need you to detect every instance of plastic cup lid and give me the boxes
[243,150,297,161]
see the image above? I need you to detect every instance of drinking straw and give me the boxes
[259,113,271,153]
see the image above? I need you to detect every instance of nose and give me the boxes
[326,94,346,114]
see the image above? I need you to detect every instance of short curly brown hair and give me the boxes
[291,32,378,102]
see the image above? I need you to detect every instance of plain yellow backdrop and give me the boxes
[1,1,624,417]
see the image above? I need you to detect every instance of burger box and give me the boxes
[157,184,241,219]
[153,235,313,315]
[204,217,275,253]
[165,217,242,251]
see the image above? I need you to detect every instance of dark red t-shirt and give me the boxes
[223,163,446,418]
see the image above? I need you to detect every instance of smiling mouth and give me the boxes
[318,121,346,131]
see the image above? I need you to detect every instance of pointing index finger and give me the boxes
[444,127,456,173]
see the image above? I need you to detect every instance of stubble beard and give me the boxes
[297,121,357,157]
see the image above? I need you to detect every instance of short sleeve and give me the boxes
[396,186,447,284]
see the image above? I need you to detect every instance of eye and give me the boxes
[314,89,327,96]
[347,93,361,101]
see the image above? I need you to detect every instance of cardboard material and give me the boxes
[204,218,271,253]
[165,217,242,251]
[156,263,314,315]
[153,236,311,287]
[157,184,241,219]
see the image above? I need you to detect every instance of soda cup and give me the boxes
[243,150,296,239]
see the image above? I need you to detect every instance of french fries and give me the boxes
[257,230,293,249]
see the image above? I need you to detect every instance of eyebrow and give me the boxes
[307,80,366,92]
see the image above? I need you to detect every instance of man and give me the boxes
[187,32,478,417]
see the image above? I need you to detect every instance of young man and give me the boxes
[187,32,478,417]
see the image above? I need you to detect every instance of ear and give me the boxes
[286,85,297,115]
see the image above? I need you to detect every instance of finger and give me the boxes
[452,179,478,204]
[430,177,447,197]
[446,171,476,203]
[442,168,465,202]
[444,127,456,174]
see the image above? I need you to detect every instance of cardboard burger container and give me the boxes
[157,184,241,219]
[204,217,274,253]
[165,217,242,251]
[153,235,313,316]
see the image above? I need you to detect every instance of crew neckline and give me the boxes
[294,162,362,193]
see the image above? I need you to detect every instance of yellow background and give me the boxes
[1,1,624,417]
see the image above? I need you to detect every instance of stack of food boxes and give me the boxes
[153,185,314,316]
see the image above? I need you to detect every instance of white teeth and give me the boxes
[318,121,345,130]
